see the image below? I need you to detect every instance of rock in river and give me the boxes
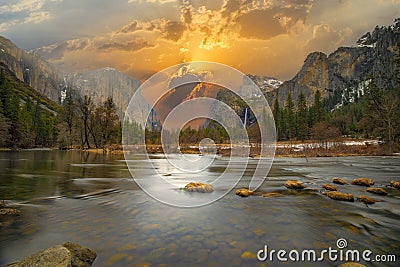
[332,177,347,185]
[8,242,96,267]
[322,184,337,191]
[366,187,388,196]
[0,207,21,216]
[262,192,283,198]
[351,178,374,187]
[390,180,400,189]
[357,195,376,205]
[327,191,354,202]
[284,180,306,190]
[184,182,214,193]
[235,188,253,197]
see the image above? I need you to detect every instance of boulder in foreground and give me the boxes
[390,180,400,189]
[285,180,306,190]
[366,187,388,196]
[323,184,337,191]
[235,188,253,197]
[332,177,347,185]
[327,191,354,202]
[357,195,376,205]
[8,242,96,267]
[184,182,214,193]
[351,178,374,187]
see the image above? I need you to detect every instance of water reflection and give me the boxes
[0,151,399,266]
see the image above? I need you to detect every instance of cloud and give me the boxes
[306,24,353,52]
[99,38,155,51]
[24,11,51,23]
[161,21,185,41]
[237,9,286,40]
[0,0,61,31]
[20,0,400,81]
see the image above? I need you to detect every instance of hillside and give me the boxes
[0,36,61,103]
[272,19,400,106]
[0,62,60,148]
[63,67,140,117]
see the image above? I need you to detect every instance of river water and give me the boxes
[0,150,399,266]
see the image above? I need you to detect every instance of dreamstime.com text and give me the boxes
[257,238,396,264]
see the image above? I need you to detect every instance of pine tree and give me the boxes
[313,90,323,123]
[284,92,295,139]
[272,97,281,139]
[297,92,308,140]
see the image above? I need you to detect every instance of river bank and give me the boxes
[83,139,398,157]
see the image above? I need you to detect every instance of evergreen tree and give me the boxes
[313,90,323,123]
[284,92,295,139]
[272,97,281,139]
[296,92,308,140]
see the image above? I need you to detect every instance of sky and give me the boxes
[1,0,400,81]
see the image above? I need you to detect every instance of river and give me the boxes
[0,150,399,266]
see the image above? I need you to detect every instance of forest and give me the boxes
[0,66,399,152]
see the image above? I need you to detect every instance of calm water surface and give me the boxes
[0,150,399,266]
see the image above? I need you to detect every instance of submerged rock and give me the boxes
[262,192,283,198]
[327,191,354,202]
[390,180,400,189]
[284,180,306,190]
[338,263,367,267]
[351,178,375,187]
[183,182,214,193]
[0,207,21,216]
[332,177,347,185]
[323,184,337,191]
[366,187,388,196]
[241,251,257,259]
[8,242,96,267]
[357,195,376,205]
[235,188,253,197]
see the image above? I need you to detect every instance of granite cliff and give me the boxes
[273,19,400,107]
[0,36,61,103]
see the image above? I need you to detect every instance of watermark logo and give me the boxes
[122,61,276,207]
[257,238,396,263]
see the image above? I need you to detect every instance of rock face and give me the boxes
[390,180,400,189]
[0,36,61,103]
[284,180,306,189]
[184,182,214,193]
[352,178,375,187]
[323,184,337,191]
[327,191,354,202]
[8,242,96,267]
[271,19,400,106]
[235,188,253,197]
[357,195,376,205]
[366,187,388,196]
[64,68,140,117]
[332,178,347,185]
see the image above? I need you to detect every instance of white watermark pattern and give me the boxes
[122,61,276,207]
[257,238,397,263]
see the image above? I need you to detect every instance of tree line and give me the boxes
[1,69,398,152]
[0,69,58,148]
[57,89,121,150]
[0,68,121,150]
